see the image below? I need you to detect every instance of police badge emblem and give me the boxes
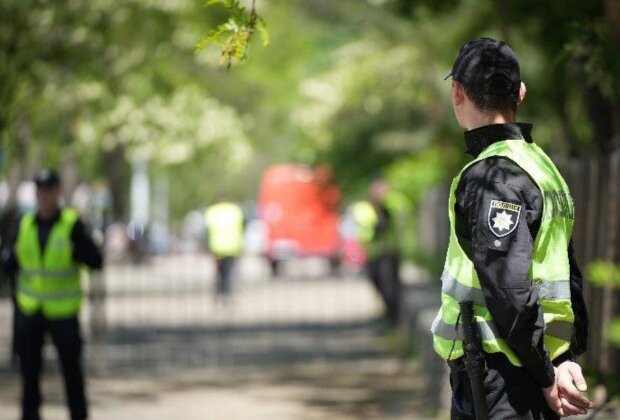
[488,200,521,237]
[54,237,66,250]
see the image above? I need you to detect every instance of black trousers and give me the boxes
[448,353,559,420]
[215,256,236,296]
[367,252,401,325]
[15,309,87,420]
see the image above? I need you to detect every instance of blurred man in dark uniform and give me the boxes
[354,178,401,326]
[1,169,103,420]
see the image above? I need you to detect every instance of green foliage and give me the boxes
[587,260,620,348]
[3,0,620,227]
[196,0,268,69]
[587,261,620,287]
[608,318,620,348]
[398,0,620,154]
[564,18,620,99]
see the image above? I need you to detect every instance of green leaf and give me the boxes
[196,0,267,68]
[195,23,232,51]
[256,18,269,47]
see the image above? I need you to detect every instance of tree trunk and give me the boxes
[103,144,128,221]
[60,146,80,203]
[6,117,32,209]
[584,86,614,154]
[605,0,620,148]
[496,0,512,43]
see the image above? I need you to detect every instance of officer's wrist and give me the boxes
[537,371,555,389]
[528,357,556,388]
[552,349,574,366]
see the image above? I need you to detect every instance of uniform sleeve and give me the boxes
[71,218,103,270]
[456,162,555,388]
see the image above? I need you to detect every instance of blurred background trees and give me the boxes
[3,0,618,219]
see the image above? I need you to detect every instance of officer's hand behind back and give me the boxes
[556,361,593,416]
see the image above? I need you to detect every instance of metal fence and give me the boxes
[0,255,385,376]
[558,150,620,376]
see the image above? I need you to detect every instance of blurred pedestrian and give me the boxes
[431,38,592,419]
[0,204,21,367]
[353,177,401,326]
[1,169,103,420]
[204,199,244,302]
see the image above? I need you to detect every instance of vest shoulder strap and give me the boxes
[60,208,80,227]
[19,212,36,230]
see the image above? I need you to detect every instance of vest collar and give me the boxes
[464,123,533,157]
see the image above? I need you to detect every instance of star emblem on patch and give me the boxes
[488,200,521,237]
[492,211,514,231]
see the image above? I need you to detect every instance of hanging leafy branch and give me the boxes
[196,0,269,69]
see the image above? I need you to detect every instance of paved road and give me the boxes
[0,255,434,419]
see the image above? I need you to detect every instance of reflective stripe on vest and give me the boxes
[18,285,82,300]
[431,310,573,342]
[440,270,572,306]
[431,139,575,365]
[19,268,80,280]
[15,209,81,319]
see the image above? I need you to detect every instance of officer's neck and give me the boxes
[462,110,516,131]
[37,207,60,223]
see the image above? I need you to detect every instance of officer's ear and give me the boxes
[517,82,527,105]
[452,81,466,106]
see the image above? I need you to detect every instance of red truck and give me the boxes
[259,164,341,275]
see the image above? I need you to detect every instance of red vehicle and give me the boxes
[259,164,341,275]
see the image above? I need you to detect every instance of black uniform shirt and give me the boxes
[455,123,588,389]
[1,209,103,275]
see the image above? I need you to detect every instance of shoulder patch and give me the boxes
[487,200,521,237]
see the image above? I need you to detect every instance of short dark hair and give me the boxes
[462,82,518,115]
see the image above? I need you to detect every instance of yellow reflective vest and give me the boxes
[15,209,82,319]
[352,201,377,245]
[204,202,244,257]
[431,139,575,366]
[352,198,401,259]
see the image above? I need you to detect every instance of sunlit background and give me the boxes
[0,0,619,418]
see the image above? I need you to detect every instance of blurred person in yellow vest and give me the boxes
[204,199,244,301]
[1,169,103,420]
[352,177,402,327]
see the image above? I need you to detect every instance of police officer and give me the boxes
[430,39,593,418]
[353,178,401,326]
[204,199,244,301]
[2,169,103,420]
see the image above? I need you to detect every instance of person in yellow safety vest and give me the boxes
[204,199,244,301]
[352,177,402,326]
[1,169,103,420]
[434,38,592,418]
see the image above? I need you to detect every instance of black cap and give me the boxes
[34,169,60,188]
[445,38,520,95]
